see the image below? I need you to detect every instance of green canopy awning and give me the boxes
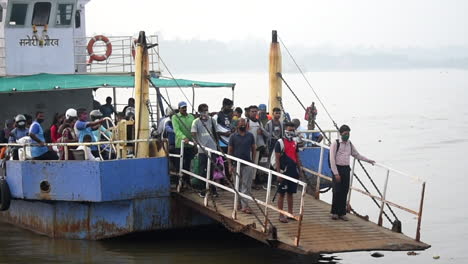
[0,73,235,93]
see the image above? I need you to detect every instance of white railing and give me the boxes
[73,35,161,74]
[301,138,426,241]
[0,37,5,73]
[0,138,160,161]
[297,129,339,146]
[171,141,308,246]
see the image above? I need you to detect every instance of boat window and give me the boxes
[75,10,81,28]
[9,3,28,25]
[0,6,3,23]
[32,2,51,26]
[56,4,73,25]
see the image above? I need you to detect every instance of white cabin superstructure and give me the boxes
[0,0,89,76]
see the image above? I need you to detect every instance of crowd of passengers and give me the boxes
[0,96,375,222]
[160,98,327,222]
[0,96,135,161]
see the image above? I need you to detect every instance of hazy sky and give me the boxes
[86,0,467,48]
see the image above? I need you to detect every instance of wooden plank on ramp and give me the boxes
[173,188,430,255]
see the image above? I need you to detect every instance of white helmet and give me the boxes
[90,109,103,118]
[15,114,26,122]
[65,108,77,120]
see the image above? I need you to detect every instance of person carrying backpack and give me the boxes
[275,122,304,223]
[191,103,220,198]
[329,124,375,221]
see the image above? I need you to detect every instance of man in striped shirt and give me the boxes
[329,124,375,221]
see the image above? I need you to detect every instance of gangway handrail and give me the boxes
[297,129,339,147]
[171,140,307,246]
[301,138,426,241]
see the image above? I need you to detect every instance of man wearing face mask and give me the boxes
[172,101,196,184]
[191,103,219,197]
[8,115,29,160]
[215,98,234,153]
[228,118,256,214]
[329,124,375,221]
[214,99,234,181]
[29,112,59,160]
[257,104,271,127]
[247,105,267,189]
[276,122,304,223]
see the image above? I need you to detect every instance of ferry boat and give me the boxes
[0,0,429,255]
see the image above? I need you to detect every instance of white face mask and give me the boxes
[284,130,295,140]
[200,111,209,120]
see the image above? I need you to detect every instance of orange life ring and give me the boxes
[87,35,112,63]
[0,147,6,159]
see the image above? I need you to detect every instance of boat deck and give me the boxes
[173,188,430,255]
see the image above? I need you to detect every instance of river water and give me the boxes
[1,70,467,263]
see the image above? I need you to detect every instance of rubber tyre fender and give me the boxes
[0,178,11,211]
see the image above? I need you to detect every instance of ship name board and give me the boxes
[19,35,60,47]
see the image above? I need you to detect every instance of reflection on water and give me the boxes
[0,222,338,264]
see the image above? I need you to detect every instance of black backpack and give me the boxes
[328,139,341,170]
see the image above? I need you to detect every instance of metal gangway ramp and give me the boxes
[171,142,430,255]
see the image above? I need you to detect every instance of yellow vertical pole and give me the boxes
[269,30,282,113]
[134,31,150,158]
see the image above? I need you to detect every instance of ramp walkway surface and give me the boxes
[173,188,430,255]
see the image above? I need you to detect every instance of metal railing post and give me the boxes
[315,146,324,199]
[121,38,125,72]
[347,158,356,212]
[295,182,307,246]
[64,146,69,160]
[22,144,26,160]
[232,162,241,219]
[263,171,272,233]
[416,182,426,241]
[378,169,390,226]
[83,143,89,160]
[129,36,133,72]
[204,150,211,207]
[177,141,185,193]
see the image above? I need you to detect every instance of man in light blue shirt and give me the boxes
[74,108,105,158]
[29,112,58,160]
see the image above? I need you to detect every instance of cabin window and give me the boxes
[32,2,51,26]
[75,10,81,28]
[56,4,73,25]
[9,3,28,25]
[0,6,3,23]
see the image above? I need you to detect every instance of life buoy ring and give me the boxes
[87,35,112,63]
[0,178,11,211]
[0,147,6,159]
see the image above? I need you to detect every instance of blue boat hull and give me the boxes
[0,157,212,239]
